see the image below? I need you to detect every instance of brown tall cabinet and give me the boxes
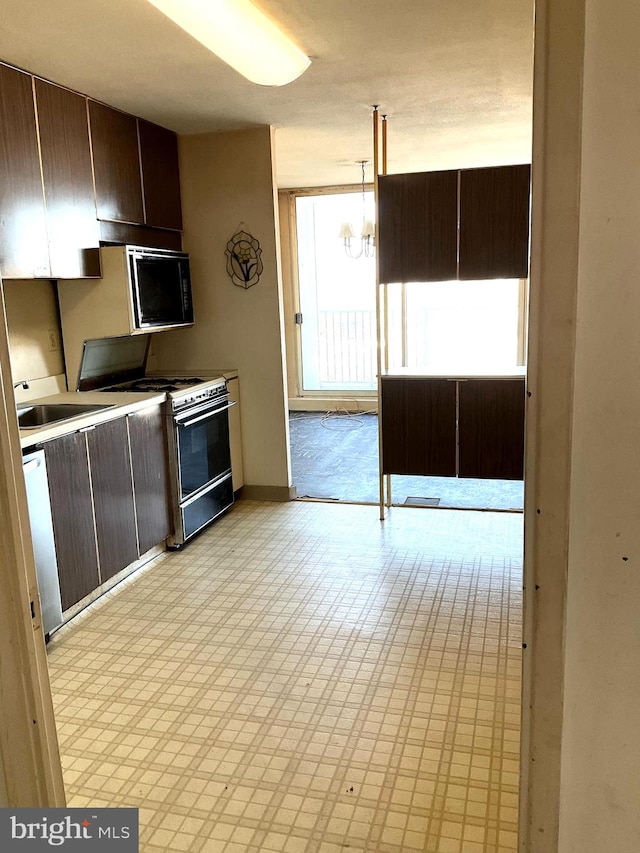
[34,79,100,278]
[0,64,49,278]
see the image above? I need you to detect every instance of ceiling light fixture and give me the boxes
[145,0,311,86]
[340,161,375,259]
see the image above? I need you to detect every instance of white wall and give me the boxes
[3,280,66,401]
[559,0,640,847]
[524,0,640,849]
[151,126,292,495]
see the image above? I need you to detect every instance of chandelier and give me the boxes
[339,161,375,259]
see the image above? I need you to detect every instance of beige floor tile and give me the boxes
[48,499,522,852]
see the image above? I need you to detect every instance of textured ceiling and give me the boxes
[0,0,534,187]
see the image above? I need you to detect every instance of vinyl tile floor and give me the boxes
[47,499,523,853]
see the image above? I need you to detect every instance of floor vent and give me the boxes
[404,496,441,507]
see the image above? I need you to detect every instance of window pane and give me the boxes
[392,279,521,372]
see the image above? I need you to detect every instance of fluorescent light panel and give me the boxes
[146,0,311,86]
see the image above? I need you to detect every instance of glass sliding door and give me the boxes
[295,192,376,392]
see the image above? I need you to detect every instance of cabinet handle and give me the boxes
[78,425,96,433]
[22,458,41,474]
[176,401,236,428]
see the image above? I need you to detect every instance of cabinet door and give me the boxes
[89,100,144,224]
[43,431,99,611]
[34,79,100,278]
[0,64,50,278]
[458,379,525,479]
[86,418,139,581]
[459,165,531,280]
[381,378,457,476]
[138,119,182,231]
[127,406,171,554]
[378,171,458,283]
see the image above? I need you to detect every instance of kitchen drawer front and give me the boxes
[181,476,234,543]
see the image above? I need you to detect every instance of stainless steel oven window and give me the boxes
[174,399,233,500]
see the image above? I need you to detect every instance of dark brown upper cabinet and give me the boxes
[98,221,182,251]
[34,79,100,278]
[138,119,182,231]
[0,59,183,278]
[459,164,531,280]
[89,100,145,224]
[0,63,50,279]
[378,171,458,283]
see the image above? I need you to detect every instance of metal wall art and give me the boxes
[225,225,263,289]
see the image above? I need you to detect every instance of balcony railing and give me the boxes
[316,309,377,389]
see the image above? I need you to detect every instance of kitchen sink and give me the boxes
[17,403,115,429]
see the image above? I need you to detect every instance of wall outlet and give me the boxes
[47,328,59,352]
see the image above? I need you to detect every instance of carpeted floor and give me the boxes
[289,412,524,511]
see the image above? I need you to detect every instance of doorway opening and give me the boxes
[288,190,526,511]
[295,191,377,394]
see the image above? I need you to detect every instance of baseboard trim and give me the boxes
[288,397,378,413]
[54,543,166,632]
[242,484,297,502]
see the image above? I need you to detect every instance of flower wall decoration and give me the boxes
[225,227,263,289]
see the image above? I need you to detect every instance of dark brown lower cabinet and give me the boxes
[381,378,457,476]
[381,376,525,481]
[42,409,172,614]
[127,406,171,554]
[43,431,99,611]
[458,380,525,479]
[86,418,139,583]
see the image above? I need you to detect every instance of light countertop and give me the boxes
[18,391,166,449]
[381,366,527,380]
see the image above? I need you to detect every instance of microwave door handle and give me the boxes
[176,400,236,428]
[129,254,144,327]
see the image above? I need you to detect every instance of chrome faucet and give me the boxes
[13,380,29,390]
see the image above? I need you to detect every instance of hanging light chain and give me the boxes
[340,160,375,259]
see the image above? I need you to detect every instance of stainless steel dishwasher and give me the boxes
[23,449,63,639]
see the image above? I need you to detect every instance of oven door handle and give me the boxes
[176,400,236,428]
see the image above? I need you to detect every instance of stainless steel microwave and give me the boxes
[128,246,194,329]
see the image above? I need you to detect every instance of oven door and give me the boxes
[171,396,236,544]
